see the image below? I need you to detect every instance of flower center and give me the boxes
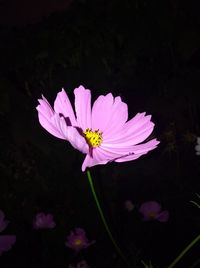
[74,239,82,246]
[148,212,156,219]
[83,128,103,148]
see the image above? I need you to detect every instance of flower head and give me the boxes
[65,228,95,252]
[36,85,159,171]
[124,200,135,212]
[0,210,16,255]
[139,201,169,222]
[33,212,56,229]
[195,137,200,155]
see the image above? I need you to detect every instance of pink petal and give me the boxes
[33,213,45,229]
[102,139,157,153]
[130,139,159,153]
[46,214,56,228]
[156,210,169,222]
[33,213,56,229]
[0,235,16,255]
[37,96,54,118]
[77,260,90,268]
[75,228,86,235]
[81,148,112,171]
[37,97,68,139]
[105,112,145,140]
[37,96,88,153]
[104,113,155,145]
[65,127,89,154]
[114,139,159,162]
[91,94,128,137]
[139,201,161,216]
[99,139,158,162]
[74,85,92,130]
[81,138,159,170]
[195,144,200,152]
[113,153,144,162]
[91,94,113,131]
[82,155,93,172]
[54,88,77,126]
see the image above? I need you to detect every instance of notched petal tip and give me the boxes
[74,85,90,94]
[54,88,77,126]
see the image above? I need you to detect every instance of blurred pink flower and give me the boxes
[0,210,16,255]
[36,85,159,171]
[195,137,200,155]
[33,212,56,229]
[139,201,169,222]
[65,228,95,252]
[0,210,9,233]
[124,200,135,212]
[68,260,90,268]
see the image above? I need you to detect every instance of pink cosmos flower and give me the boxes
[68,260,90,268]
[33,212,56,229]
[124,200,135,212]
[0,210,16,255]
[36,85,159,171]
[65,228,95,252]
[195,137,200,155]
[139,201,169,222]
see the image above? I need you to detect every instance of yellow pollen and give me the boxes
[74,239,82,246]
[83,128,103,148]
[148,212,156,219]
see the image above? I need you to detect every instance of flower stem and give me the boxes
[86,170,132,268]
[168,233,200,268]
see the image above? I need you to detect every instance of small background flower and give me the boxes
[33,212,56,229]
[139,201,169,222]
[0,210,16,255]
[124,200,135,212]
[65,228,95,252]
[195,137,200,155]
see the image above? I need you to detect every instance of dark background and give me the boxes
[0,0,200,267]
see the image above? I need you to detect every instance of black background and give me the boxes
[0,1,200,267]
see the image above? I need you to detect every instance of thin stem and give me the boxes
[86,170,132,268]
[168,234,200,268]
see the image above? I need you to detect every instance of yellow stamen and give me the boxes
[74,239,82,246]
[148,212,156,219]
[83,128,103,148]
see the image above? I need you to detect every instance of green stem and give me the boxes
[168,234,200,268]
[86,170,132,268]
